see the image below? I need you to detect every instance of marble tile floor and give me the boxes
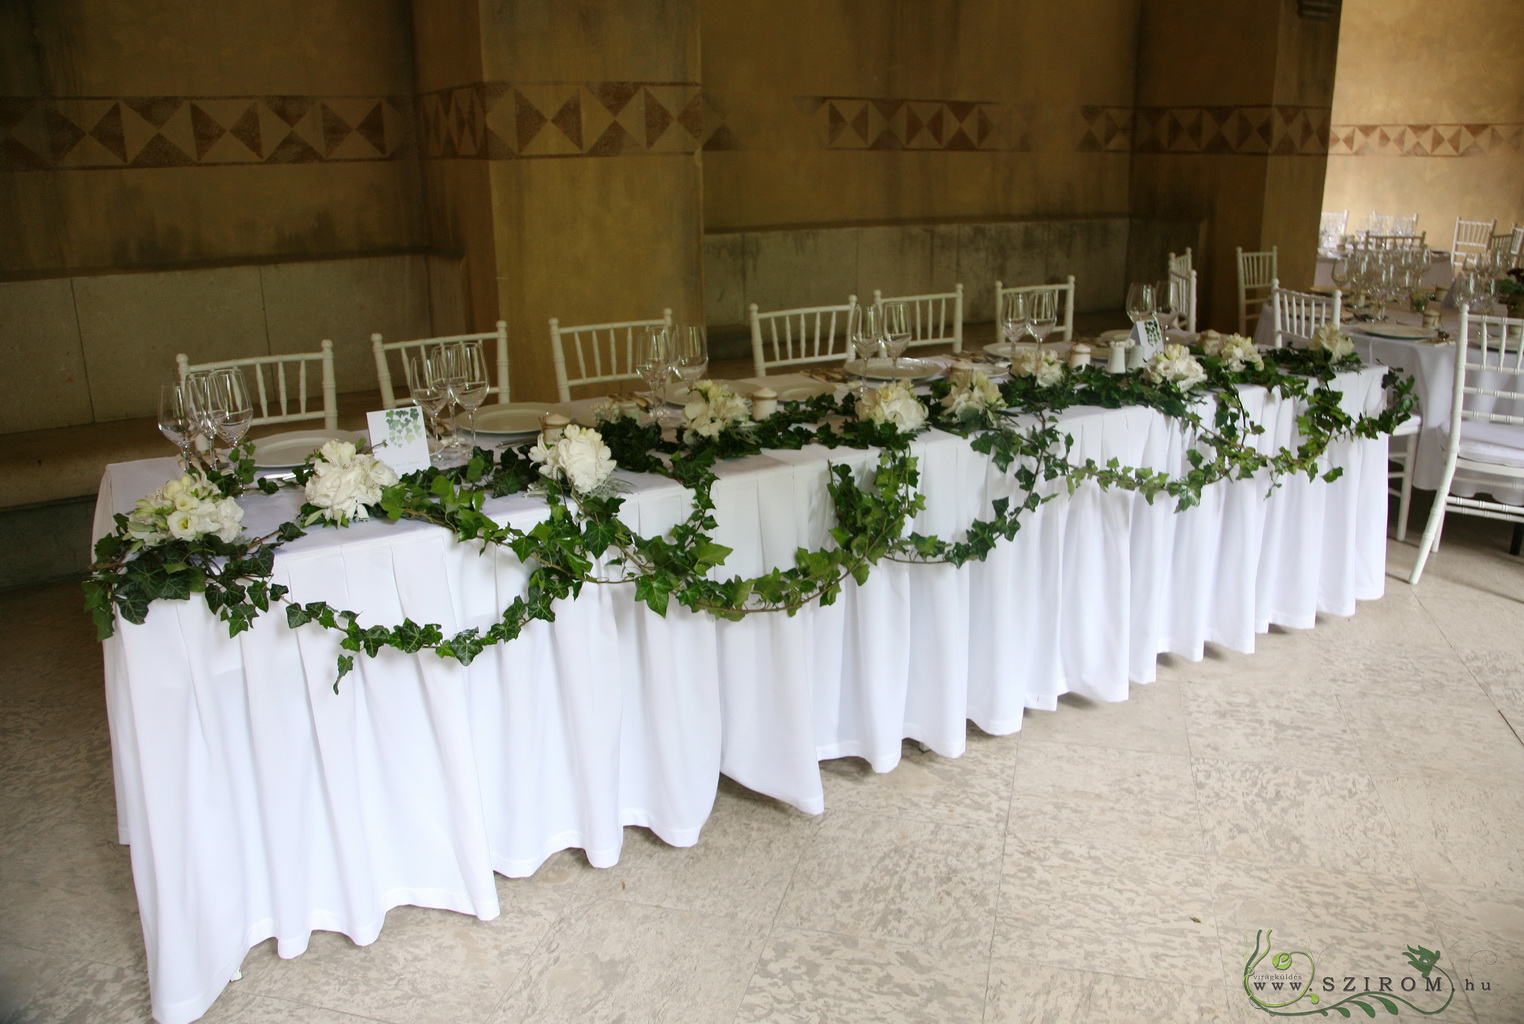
[1,516,1521,1023]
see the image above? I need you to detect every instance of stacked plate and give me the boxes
[251,430,368,469]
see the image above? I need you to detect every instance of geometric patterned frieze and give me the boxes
[797,96,1025,151]
[1328,122,1524,157]
[1114,105,1332,156]
[416,80,723,159]
[0,95,410,171]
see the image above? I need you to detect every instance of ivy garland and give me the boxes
[84,347,1415,688]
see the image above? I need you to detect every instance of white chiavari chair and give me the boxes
[549,310,675,401]
[1167,250,1198,333]
[749,298,859,376]
[995,276,1076,342]
[871,284,963,353]
[176,342,337,430]
[1236,247,1278,335]
[1453,217,1497,257]
[372,321,510,409]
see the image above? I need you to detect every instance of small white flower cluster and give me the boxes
[127,472,244,546]
[1201,332,1264,372]
[529,423,617,495]
[1008,348,1066,388]
[1309,324,1356,361]
[304,440,400,525]
[857,379,928,432]
[591,398,642,425]
[940,368,1004,425]
[681,380,752,441]
[1143,343,1208,390]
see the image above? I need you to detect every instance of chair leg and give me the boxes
[1394,433,1417,543]
[1511,522,1523,557]
[1408,497,1447,585]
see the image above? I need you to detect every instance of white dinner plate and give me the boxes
[982,341,1074,360]
[1099,329,1133,344]
[1356,323,1438,341]
[842,357,944,381]
[473,403,557,436]
[658,379,761,406]
[252,429,368,469]
[775,381,837,402]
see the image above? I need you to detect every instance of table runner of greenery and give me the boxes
[85,345,1414,688]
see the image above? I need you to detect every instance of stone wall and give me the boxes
[1320,0,1524,246]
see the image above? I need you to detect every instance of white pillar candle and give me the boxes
[750,387,778,420]
[540,412,570,443]
[1108,343,1129,373]
[1068,343,1092,369]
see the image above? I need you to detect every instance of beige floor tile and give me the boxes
[198,987,399,1024]
[775,810,1003,955]
[0,878,147,973]
[993,835,1222,989]
[488,899,765,1024]
[1340,692,1524,781]
[984,959,1230,1024]
[1420,884,1524,1024]
[1017,679,1191,756]
[3,959,154,1024]
[816,727,1019,831]
[1213,861,1464,1023]
[1303,637,1496,706]
[735,927,987,1024]
[1006,740,1205,856]
[511,780,817,923]
[1192,758,1412,877]
[237,890,566,1024]
[0,943,72,1022]
[1373,774,1524,890]
[1181,681,1366,772]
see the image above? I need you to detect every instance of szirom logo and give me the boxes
[1243,930,1460,1017]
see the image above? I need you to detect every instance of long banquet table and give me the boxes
[96,366,1391,1024]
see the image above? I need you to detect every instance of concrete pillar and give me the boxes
[1128,0,1340,331]
[412,0,704,402]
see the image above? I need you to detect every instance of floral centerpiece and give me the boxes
[591,397,642,425]
[528,422,617,495]
[1496,268,1524,317]
[1200,332,1263,373]
[681,380,752,442]
[303,439,401,525]
[939,368,1004,428]
[1008,348,1066,387]
[857,379,927,432]
[126,471,244,547]
[1309,324,1356,361]
[1144,343,1207,389]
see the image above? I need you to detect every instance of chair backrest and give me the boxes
[749,298,858,376]
[549,310,674,402]
[871,284,964,353]
[1488,225,1524,260]
[1320,210,1348,237]
[1364,232,1427,252]
[176,341,337,430]
[1268,280,1342,349]
[1236,247,1279,334]
[371,321,510,410]
[1452,306,1524,435]
[994,276,1077,341]
[1167,250,1198,333]
[1453,218,1497,255]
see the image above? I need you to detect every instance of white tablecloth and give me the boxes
[96,368,1390,1024]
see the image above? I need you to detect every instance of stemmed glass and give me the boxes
[847,303,883,397]
[208,368,253,456]
[440,342,490,450]
[158,382,199,469]
[1154,281,1179,331]
[636,324,675,424]
[1125,283,1155,327]
[880,300,912,374]
[1001,292,1030,354]
[672,323,709,396]
[1330,257,1351,295]
[406,353,451,463]
[1028,290,1058,347]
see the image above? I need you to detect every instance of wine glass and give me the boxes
[406,353,451,462]
[1001,291,1030,354]
[636,325,675,424]
[1125,282,1155,326]
[444,342,490,450]
[880,300,912,373]
[208,368,253,456]
[672,323,709,398]
[847,302,883,397]
[1028,289,1058,346]
[1154,281,1179,331]
[158,382,199,469]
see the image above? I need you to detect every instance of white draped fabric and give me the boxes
[95,367,1389,1024]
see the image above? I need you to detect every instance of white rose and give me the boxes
[315,439,358,467]
[1143,343,1207,389]
[940,370,1003,423]
[859,380,927,431]
[166,508,201,540]
[681,381,751,442]
[211,497,245,542]
[540,424,616,494]
[1009,348,1066,387]
[1310,324,1355,360]
[1203,332,1263,372]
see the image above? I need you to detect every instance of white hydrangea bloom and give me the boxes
[1008,348,1066,388]
[940,369,1004,424]
[1202,332,1264,372]
[1143,343,1208,390]
[681,380,752,441]
[1309,324,1356,360]
[857,379,928,432]
[528,423,617,495]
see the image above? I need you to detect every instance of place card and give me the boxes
[366,406,432,475]
[1131,317,1166,356]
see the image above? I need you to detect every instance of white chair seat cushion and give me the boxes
[1445,420,1524,469]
